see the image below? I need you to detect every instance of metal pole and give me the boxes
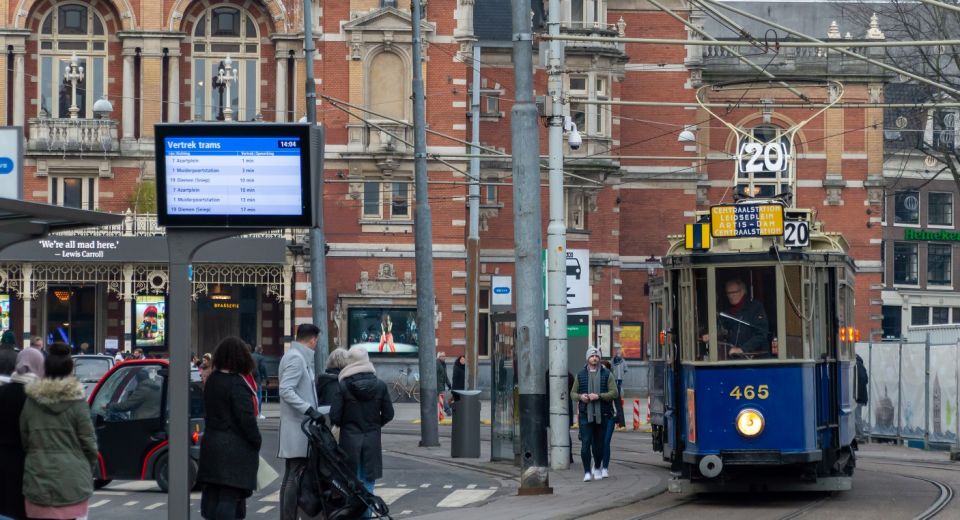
[304,0,329,366]
[546,0,569,471]
[412,0,439,447]
[925,332,931,450]
[466,45,481,390]
[511,0,550,493]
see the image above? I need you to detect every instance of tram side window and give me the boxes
[783,265,805,359]
[713,267,777,360]
[693,269,710,361]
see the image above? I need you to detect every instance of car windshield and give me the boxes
[74,358,111,383]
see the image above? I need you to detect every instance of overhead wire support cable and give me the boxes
[644,0,809,101]
[539,35,960,48]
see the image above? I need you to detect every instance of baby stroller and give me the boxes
[298,417,392,520]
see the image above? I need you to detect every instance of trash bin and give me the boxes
[451,389,482,458]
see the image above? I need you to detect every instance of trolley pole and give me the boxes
[511,0,551,493]
[546,0,570,470]
[303,0,329,367]
[412,0,440,447]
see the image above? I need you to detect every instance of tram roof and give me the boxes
[0,198,123,250]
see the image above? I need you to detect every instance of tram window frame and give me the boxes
[837,267,856,361]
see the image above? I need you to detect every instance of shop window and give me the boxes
[894,191,920,225]
[912,306,929,326]
[347,307,419,355]
[37,4,109,118]
[927,243,952,286]
[929,192,953,227]
[50,175,96,209]
[893,242,918,285]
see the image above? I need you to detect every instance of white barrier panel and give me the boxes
[869,343,901,437]
[928,344,959,444]
[900,344,926,439]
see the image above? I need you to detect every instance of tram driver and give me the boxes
[701,279,770,358]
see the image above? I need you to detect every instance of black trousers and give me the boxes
[280,457,307,520]
[579,421,605,473]
[200,484,248,520]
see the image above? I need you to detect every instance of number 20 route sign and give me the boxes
[737,137,790,175]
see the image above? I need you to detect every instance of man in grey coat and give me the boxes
[278,323,323,520]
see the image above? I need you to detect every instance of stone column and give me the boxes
[168,52,180,123]
[275,57,287,122]
[13,50,24,127]
[122,54,135,141]
[21,264,32,349]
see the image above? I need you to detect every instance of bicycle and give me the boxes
[389,366,420,403]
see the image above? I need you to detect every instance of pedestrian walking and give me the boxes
[855,353,869,441]
[611,346,628,430]
[436,352,452,413]
[330,346,394,518]
[277,324,321,520]
[197,337,262,520]
[600,360,617,476]
[19,342,98,519]
[451,355,466,401]
[252,346,268,418]
[0,348,44,520]
[571,347,617,482]
[0,330,18,378]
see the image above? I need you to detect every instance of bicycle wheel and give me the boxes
[412,383,420,403]
[388,382,401,403]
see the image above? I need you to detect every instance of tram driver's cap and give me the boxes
[586,347,601,360]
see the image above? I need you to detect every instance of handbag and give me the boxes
[256,455,280,491]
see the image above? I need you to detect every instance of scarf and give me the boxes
[586,368,601,424]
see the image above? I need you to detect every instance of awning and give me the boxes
[0,198,123,251]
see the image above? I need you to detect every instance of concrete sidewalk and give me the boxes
[263,401,667,519]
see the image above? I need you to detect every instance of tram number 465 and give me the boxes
[783,220,810,248]
[729,385,770,400]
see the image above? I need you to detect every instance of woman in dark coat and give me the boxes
[451,355,466,401]
[197,337,262,520]
[330,346,394,518]
[316,347,349,407]
[0,348,44,520]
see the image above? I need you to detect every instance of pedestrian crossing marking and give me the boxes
[443,484,453,489]
[466,484,477,489]
[257,505,274,514]
[107,481,160,492]
[93,491,129,496]
[124,501,139,506]
[375,487,414,505]
[144,502,165,510]
[89,499,110,508]
[259,491,280,502]
[436,489,496,508]
[419,483,430,488]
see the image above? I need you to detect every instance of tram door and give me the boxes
[811,267,840,450]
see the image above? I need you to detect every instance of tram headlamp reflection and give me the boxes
[736,408,764,437]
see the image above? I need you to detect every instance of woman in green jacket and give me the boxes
[19,342,98,519]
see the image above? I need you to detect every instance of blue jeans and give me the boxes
[602,417,615,469]
[579,421,605,474]
[357,464,376,518]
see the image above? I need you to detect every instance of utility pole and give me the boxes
[545,0,570,470]
[511,0,550,493]
[466,45,481,390]
[303,0,329,367]
[412,0,440,447]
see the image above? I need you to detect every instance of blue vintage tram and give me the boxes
[649,199,859,492]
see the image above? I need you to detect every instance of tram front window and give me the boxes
[696,267,778,361]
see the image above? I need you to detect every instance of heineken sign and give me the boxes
[904,228,960,242]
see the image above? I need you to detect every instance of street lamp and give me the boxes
[212,57,236,121]
[63,53,85,119]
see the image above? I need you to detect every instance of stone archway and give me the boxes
[168,0,288,32]
[14,0,137,31]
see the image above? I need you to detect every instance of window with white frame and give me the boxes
[894,190,920,225]
[50,175,97,209]
[929,192,953,227]
[191,5,260,121]
[566,73,610,138]
[565,189,587,231]
[363,181,382,218]
[569,0,605,29]
[390,182,411,220]
[568,75,587,134]
[928,243,952,286]
[484,183,498,205]
[481,90,501,117]
[594,77,608,137]
[37,4,109,118]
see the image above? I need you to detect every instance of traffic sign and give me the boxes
[710,204,784,238]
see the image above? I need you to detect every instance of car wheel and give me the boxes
[93,479,112,490]
[155,453,198,493]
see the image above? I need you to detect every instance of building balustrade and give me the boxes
[26,117,120,155]
[346,120,411,154]
[49,211,309,242]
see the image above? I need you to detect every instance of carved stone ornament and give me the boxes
[378,263,397,280]
[356,267,415,296]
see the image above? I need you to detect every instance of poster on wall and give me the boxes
[869,342,901,437]
[0,295,9,332]
[928,344,958,444]
[348,308,419,354]
[620,322,644,359]
[900,343,926,439]
[134,295,167,349]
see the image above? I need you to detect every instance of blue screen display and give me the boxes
[163,136,303,216]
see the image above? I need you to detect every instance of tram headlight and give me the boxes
[736,408,765,437]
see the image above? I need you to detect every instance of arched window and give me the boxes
[37,4,109,118]
[191,5,260,121]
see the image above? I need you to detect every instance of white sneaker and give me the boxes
[592,469,602,480]
[258,414,266,420]
[583,472,592,482]
[601,468,609,479]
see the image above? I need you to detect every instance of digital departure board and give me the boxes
[155,124,316,227]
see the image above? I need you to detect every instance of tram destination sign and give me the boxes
[710,204,784,238]
[155,123,315,228]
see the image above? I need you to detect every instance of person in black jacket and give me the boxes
[252,345,268,418]
[197,337,263,520]
[0,330,18,377]
[330,346,394,518]
[316,348,349,408]
[451,355,466,402]
[0,348,44,520]
[855,354,869,440]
